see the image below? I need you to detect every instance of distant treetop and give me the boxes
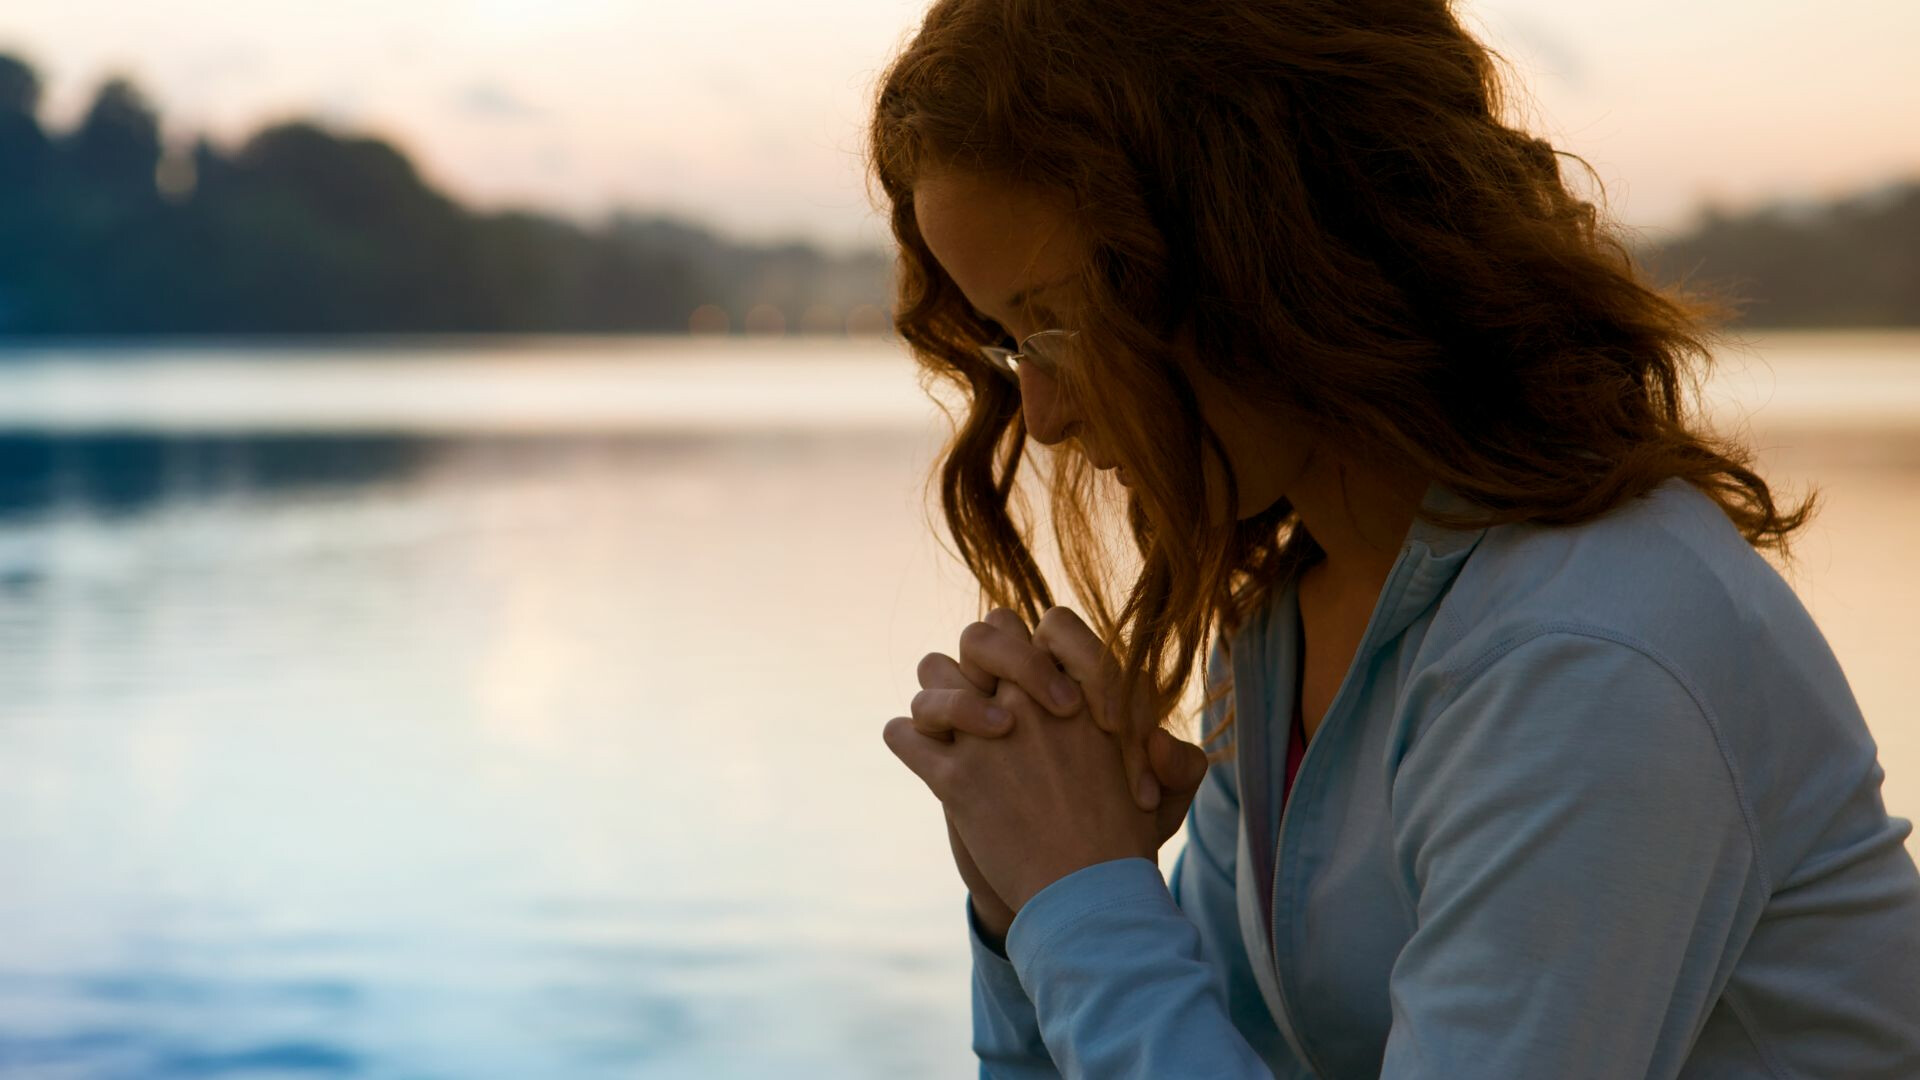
[0,50,1910,336]
[0,53,892,338]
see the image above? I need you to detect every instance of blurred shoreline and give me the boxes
[0,330,1910,437]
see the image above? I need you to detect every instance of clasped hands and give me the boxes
[882,605,1210,946]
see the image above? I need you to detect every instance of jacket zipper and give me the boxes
[1265,542,1419,1077]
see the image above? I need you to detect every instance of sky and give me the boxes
[1,0,1916,251]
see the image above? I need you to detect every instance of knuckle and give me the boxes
[1030,652,1067,689]
[1039,604,1080,629]
[958,620,995,655]
[910,687,947,723]
[996,682,1035,715]
[916,651,952,687]
[882,715,910,751]
[1029,620,1055,652]
[966,696,1004,733]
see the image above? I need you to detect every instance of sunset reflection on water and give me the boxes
[0,332,1912,1076]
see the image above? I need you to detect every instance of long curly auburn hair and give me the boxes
[865,0,1814,750]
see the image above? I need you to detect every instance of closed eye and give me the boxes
[971,303,1062,342]
[970,315,1016,350]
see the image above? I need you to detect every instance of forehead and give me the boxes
[912,169,1079,319]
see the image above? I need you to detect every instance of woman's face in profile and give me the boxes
[911,167,1315,522]
[912,168,1108,467]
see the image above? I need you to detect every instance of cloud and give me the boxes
[453,81,547,121]
[1476,8,1591,94]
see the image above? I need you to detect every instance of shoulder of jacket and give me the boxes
[1422,478,1789,675]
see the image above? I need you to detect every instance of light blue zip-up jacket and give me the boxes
[966,478,1920,1078]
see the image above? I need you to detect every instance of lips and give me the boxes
[1086,454,1129,485]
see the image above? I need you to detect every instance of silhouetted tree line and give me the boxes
[0,55,890,336]
[1638,181,1920,327]
[3,53,1914,337]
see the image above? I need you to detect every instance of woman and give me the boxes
[871,1,1920,1076]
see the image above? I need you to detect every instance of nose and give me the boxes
[1017,365,1083,447]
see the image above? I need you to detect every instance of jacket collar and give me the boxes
[1255,479,1489,653]
[1375,479,1490,642]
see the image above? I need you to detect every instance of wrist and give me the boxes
[1006,844,1154,912]
[969,892,1014,949]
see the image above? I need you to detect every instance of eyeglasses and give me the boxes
[978,329,1078,383]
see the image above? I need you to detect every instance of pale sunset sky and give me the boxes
[1,0,1915,252]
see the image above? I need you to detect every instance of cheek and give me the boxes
[1017,369,1074,426]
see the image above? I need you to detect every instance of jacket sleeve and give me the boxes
[967,636,1278,1078]
[1001,856,1276,1078]
[967,892,1061,1078]
[1382,630,1763,1078]
[972,833,1271,1079]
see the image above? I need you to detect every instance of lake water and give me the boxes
[0,332,1915,1078]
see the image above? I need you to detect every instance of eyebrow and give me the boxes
[972,274,1073,328]
[1002,274,1073,312]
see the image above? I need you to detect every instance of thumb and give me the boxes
[1147,726,1210,848]
[1148,726,1209,797]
